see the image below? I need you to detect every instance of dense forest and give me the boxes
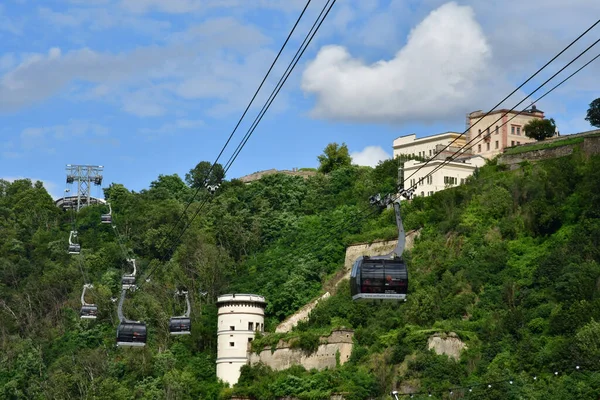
[1,147,600,399]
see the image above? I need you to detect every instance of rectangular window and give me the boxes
[460,178,465,185]
[444,176,457,185]
[495,141,499,149]
[516,126,521,135]
[229,342,235,347]
[495,125,499,135]
[486,142,490,151]
[478,144,481,152]
[517,141,521,145]
[248,322,253,330]
[426,175,432,184]
[511,126,515,134]
[511,140,515,146]
[429,149,432,156]
[230,326,235,331]
[478,129,482,136]
[248,338,253,342]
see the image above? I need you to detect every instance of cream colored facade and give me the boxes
[466,106,544,158]
[392,132,468,160]
[402,157,486,197]
[216,294,266,386]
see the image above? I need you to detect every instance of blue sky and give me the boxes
[1,0,599,199]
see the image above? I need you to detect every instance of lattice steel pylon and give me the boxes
[65,164,104,211]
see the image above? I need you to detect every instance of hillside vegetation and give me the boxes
[1,150,600,399]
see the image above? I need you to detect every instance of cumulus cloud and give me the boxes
[351,145,391,167]
[301,2,493,124]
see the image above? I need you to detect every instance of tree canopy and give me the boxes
[317,142,352,173]
[2,150,600,399]
[523,117,557,141]
[185,161,225,188]
[585,97,600,128]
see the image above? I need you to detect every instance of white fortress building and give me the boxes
[216,294,267,386]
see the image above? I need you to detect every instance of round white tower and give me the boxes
[216,293,266,386]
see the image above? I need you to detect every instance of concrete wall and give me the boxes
[248,330,354,371]
[343,231,420,273]
[275,292,330,333]
[498,134,600,170]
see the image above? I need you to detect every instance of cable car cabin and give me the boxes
[117,322,147,347]
[169,317,191,335]
[68,243,81,254]
[350,256,408,301]
[101,214,112,224]
[80,304,98,319]
[121,275,136,290]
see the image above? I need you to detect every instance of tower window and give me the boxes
[229,342,234,347]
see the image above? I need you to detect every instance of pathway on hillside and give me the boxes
[275,230,421,333]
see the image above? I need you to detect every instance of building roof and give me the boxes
[468,107,544,119]
[393,131,464,148]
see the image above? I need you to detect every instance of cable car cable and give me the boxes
[139,0,338,286]
[155,0,315,255]
[164,0,338,251]
[407,42,600,190]
[222,0,336,173]
[402,19,600,184]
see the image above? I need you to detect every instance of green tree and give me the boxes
[185,161,225,188]
[585,97,600,128]
[317,142,352,174]
[523,118,557,141]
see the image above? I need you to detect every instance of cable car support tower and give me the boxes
[65,164,104,211]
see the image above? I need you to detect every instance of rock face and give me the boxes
[427,332,467,360]
[248,330,354,371]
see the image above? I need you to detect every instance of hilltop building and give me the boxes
[216,294,266,386]
[392,106,548,197]
[466,105,544,158]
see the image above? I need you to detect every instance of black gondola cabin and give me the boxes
[80,305,98,319]
[350,256,408,301]
[117,322,147,347]
[121,275,136,290]
[101,214,112,224]
[68,244,81,254]
[169,317,191,335]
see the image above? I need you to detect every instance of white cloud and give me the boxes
[301,2,495,125]
[351,145,391,167]
[140,118,206,139]
[19,120,111,151]
[0,17,270,115]
[119,0,307,14]
[1,177,60,199]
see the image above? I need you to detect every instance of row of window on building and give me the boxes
[478,124,522,137]
[224,322,264,332]
[408,175,465,189]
